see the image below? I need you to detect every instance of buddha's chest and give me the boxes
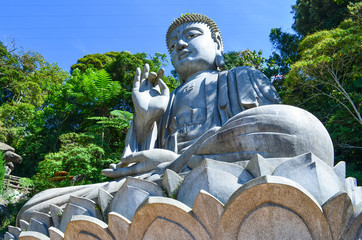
[168,77,207,135]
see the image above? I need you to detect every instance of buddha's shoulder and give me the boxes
[221,66,261,75]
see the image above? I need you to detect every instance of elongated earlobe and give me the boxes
[214,32,225,70]
[216,53,225,69]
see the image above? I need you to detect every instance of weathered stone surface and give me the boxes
[19,220,29,230]
[198,105,334,166]
[63,215,113,240]
[217,175,332,240]
[58,203,90,232]
[333,161,346,188]
[272,152,315,176]
[49,204,62,228]
[68,195,101,219]
[17,179,125,226]
[238,205,312,240]
[4,151,22,164]
[98,188,113,218]
[8,226,21,239]
[143,217,194,240]
[345,177,362,206]
[130,197,210,240]
[245,154,273,177]
[341,204,362,240]
[4,232,16,240]
[48,227,64,240]
[177,159,242,207]
[0,142,15,152]
[31,211,52,229]
[192,190,224,240]
[109,185,150,221]
[27,218,48,236]
[161,169,183,196]
[322,192,354,240]
[123,177,165,196]
[108,212,131,240]
[19,231,50,240]
[273,152,343,205]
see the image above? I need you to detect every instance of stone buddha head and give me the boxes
[166,14,225,83]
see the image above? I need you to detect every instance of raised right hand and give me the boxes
[132,64,170,126]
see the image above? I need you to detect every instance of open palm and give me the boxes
[132,64,170,124]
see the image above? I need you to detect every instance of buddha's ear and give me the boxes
[214,32,223,53]
[214,32,225,69]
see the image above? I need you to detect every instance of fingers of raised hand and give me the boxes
[153,68,165,86]
[148,72,157,85]
[133,67,141,89]
[141,64,150,85]
[158,78,170,96]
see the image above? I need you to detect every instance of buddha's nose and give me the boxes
[177,39,188,50]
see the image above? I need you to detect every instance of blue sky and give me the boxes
[0,0,296,75]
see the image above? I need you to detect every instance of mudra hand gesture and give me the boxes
[132,64,169,143]
[101,64,175,178]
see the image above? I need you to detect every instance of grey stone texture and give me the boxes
[27,218,49,236]
[177,159,243,207]
[98,188,113,218]
[0,142,22,173]
[49,204,62,229]
[161,169,183,196]
[245,154,273,178]
[7,226,21,239]
[273,152,344,205]
[197,105,334,167]
[4,232,16,240]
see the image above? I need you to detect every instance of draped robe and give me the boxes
[123,66,281,157]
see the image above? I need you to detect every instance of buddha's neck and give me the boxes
[183,70,217,84]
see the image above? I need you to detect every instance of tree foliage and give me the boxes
[70,52,119,73]
[223,49,279,78]
[33,133,113,190]
[285,2,361,180]
[292,0,353,36]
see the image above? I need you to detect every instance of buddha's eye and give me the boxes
[185,29,203,40]
[169,43,177,51]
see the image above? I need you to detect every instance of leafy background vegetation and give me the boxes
[0,0,360,235]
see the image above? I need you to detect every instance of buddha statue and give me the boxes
[17,13,335,226]
[101,13,333,179]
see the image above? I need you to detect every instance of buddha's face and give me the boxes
[167,22,221,81]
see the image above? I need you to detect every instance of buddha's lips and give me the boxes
[179,51,191,60]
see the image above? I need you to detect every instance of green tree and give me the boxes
[0,42,68,177]
[223,49,279,79]
[70,52,119,73]
[292,0,354,36]
[33,133,113,190]
[285,2,362,181]
[268,28,301,76]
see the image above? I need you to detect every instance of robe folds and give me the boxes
[123,66,281,156]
